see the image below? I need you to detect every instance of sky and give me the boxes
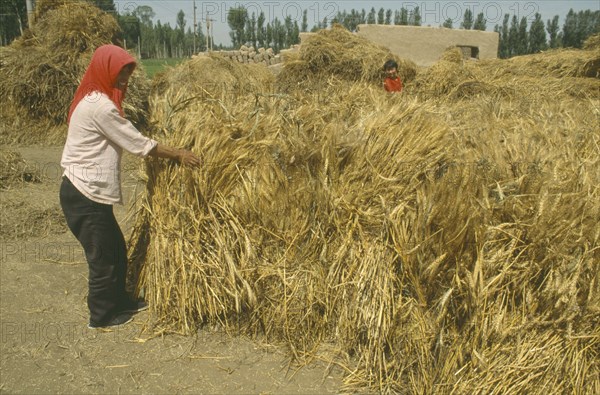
[112,0,600,45]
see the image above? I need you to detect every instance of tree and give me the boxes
[176,10,185,34]
[508,15,519,57]
[245,12,257,48]
[0,0,27,45]
[272,17,284,52]
[135,6,156,57]
[194,21,206,53]
[409,7,421,26]
[516,16,528,55]
[473,12,486,30]
[493,24,501,56]
[499,14,510,58]
[443,18,453,29]
[571,10,600,48]
[154,20,165,57]
[377,8,384,24]
[301,10,308,32]
[227,6,247,48]
[385,9,392,25]
[461,9,473,29]
[547,15,560,48]
[528,13,547,53]
[562,9,577,47]
[394,10,401,25]
[117,12,141,50]
[395,8,409,25]
[291,21,300,46]
[284,15,293,46]
[135,5,155,27]
[266,22,273,46]
[257,12,266,47]
[367,7,376,24]
[345,9,361,32]
[161,22,174,57]
[88,0,116,13]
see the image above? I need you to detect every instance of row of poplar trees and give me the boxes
[0,0,598,59]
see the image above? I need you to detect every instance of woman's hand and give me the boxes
[149,143,201,168]
[177,149,202,168]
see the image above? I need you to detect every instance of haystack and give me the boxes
[0,1,149,144]
[414,43,600,101]
[413,47,477,98]
[0,150,41,189]
[583,33,600,50]
[277,24,417,93]
[129,34,599,394]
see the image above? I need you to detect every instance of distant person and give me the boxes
[60,45,201,329]
[383,59,403,93]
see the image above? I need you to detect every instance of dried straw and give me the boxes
[0,1,149,144]
[127,35,600,394]
[277,24,417,93]
[0,150,41,189]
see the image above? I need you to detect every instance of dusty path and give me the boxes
[0,145,342,394]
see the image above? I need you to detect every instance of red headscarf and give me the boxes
[68,45,136,123]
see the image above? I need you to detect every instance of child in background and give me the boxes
[383,59,403,93]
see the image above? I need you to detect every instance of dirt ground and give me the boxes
[0,145,343,394]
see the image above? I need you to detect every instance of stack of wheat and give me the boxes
[129,29,599,394]
[0,0,150,144]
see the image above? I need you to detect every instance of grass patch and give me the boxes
[141,58,187,78]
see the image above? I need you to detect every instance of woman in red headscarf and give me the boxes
[60,45,201,329]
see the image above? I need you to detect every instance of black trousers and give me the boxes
[59,176,128,325]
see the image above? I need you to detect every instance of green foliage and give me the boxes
[2,2,598,60]
[140,58,185,78]
[529,13,547,53]
[496,8,599,58]
[367,7,376,24]
[473,12,486,31]
[377,8,385,25]
[547,15,561,48]
[462,9,473,29]
[89,0,115,12]
[227,6,247,48]
[409,6,421,26]
[0,0,26,45]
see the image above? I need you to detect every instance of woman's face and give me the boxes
[115,64,134,90]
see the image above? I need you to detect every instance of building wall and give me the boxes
[300,26,499,67]
[355,25,499,67]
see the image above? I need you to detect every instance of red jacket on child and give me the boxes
[384,76,403,93]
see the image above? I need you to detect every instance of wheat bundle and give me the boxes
[33,0,70,19]
[128,34,599,393]
[473,47,600,80]
[0,1,149,144]
[151,53,274,102]
[0,150,41,189]
[277,24,417,93]
[414,60,475,99]
[413,44,600,102]
[583,33,600,50]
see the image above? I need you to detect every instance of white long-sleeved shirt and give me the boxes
[61,93,157,205]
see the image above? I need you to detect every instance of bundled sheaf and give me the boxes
[0,150,41,189]
[129,38,599,394]
[414,44,599,101]
[277,24,417,93]
[0,1,149,144]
